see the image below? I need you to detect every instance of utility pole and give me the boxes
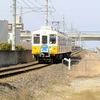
[45,0,48,26]
[20,6,23,23]
[79,32,81,47]
[12,0,16,50]
[51,21,60,31]
[70,23,73,33]
[63,15,65,33]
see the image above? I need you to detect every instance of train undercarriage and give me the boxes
[34,52,71,64]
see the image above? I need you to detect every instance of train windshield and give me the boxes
[42,36,47,44]
[33,34,40,44]
[49,34,56,44]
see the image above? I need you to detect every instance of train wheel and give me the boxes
[51,58,54,64]
[51,58,56,64]
[38,59,41,64]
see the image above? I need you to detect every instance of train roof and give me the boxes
[32,26,67,37]
[32,26,57,33]
[40,26,52,30]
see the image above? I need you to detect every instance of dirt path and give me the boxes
[64,50,100,100]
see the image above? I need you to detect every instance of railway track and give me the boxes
[71,48,85,57]
[0,61,52,79]
[0,49,85,79]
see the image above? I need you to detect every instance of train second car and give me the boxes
[32,26,72,63]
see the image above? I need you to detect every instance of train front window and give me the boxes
[49,34,56,44]
[33,34,40,44]
[42,36,47,44]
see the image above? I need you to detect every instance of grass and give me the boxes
[69,90,100,100]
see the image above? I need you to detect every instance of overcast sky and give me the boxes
[56,0,100,32]
[0,0,100,31]
[0,0,100,49]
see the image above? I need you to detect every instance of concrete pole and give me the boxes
[20,6,23,24]
[45,0,48,26]
[63,15,65,33]
[79,32,81,47]
[12,0,16,50]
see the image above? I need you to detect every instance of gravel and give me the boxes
[0,63,70,100]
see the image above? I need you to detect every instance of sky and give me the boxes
[0,0,100,49]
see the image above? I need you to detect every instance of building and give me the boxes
[8,15,31,42]
[0,17,31,49]
[8,16,31,49]
[8,28,20,44]
[8,17,21,44]
[0,20,8,42]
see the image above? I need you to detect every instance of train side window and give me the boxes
[49,34,56,44]
[33,34,40,44]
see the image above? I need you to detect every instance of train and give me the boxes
[32,26,72,63]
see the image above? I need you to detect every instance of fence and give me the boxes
[0,50,33,67]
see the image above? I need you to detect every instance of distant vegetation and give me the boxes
[0,42,25,50]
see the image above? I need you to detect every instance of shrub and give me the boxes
[0,42,25,51]
[16,44,26,50]
[0,42,11,50]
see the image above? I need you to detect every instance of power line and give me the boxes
[28,0,44,8]
[45,0,48,26]
[21,0,45,15]
[17,0,65,29]
[34,0,45,6]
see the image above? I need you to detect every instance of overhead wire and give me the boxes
[17,0,59,21]
[18,0,44,14]
[49,0,71,32]
[34,0,45,7]
[17,0,67,30]
[28,0,44,9]
[17,0,44,21]
[49,0,61,21]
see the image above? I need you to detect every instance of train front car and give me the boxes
[32,26,72,63]
[32,26,58,63]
